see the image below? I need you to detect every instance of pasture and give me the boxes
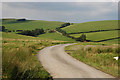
[38,32,75,41]
[70,30,119,42]
[2,19,119,78]
[62,20,118,33]
[2,19,64,30]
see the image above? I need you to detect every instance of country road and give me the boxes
[38,44,115,78]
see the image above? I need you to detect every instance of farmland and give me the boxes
[38,32,75,41]
[2,19,64,30]
[60,20,119,43]
[3,32,75,42]
[2,19,119,78]
[62,20,118,33]
[62,20,119,77]
[70,30,119,42]
[2,19,74,79]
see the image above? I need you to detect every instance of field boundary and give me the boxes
[68,29,120,34]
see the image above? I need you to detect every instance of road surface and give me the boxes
[38,44,115,78]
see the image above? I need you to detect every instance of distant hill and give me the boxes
[62,20,118,33]
[2,19,65,30]
[2,19,119,43]
[2,19,75,42]
[61,20,119,43]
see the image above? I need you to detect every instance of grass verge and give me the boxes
[65,42,119,77]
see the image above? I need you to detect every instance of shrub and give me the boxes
[97,48,103,54]
[17,19,26,21]
[0,26,8,32]
[3,41,7,43]
[20,28,45,37]
[105,48,113,53]
[87,47,92,52]
[16,30,23,32]
[76,34,86,42]
[59,23,70,28]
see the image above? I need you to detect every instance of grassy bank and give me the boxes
[2,32,73,79]
[65,42,119,77]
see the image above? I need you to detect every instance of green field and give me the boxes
[2,18,74,79]
[2,19,119,43]
[2,32,75,42]
[70,30,119,42]
[2,19,64,30]
[38,32,75,41]
[2,19,119,79]
[2,19,76,42]
[62,20,118,33]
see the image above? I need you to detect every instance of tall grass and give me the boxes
[2,41,54,79]
[2,37,73,79]
[65,44,119,77]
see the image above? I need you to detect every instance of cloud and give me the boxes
[2,2,118,23]
[1,0,119,2]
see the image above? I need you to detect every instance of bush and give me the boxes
[59,23,70,28]
[3,41,7,43]
[20,28,45,37]
[76,34,86,42]
[87,47,92,52]
[48,30,55,33]
[16,30,23,32]
[97,48,104,54]
[105,48,113,53]
[0,26,8,32]
[17,19,26,21]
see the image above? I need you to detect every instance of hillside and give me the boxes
[70,30,119,42]
[2,19,119,79]
[2,19,75,42]
[38,32,75,41]
[2,19,64,30]
[2,19,119,43]
[62,20,118,33]
[61,20,119,43]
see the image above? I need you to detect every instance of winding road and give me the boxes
[38,44,115,78]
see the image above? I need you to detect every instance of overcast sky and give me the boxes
[2,2,118,23]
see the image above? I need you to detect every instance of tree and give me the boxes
[60,23,71,28]
[0,26,8,32]
[20,28,45,37]
[17,19,26,21]
[77,34,86,42]
[1,26,5,32]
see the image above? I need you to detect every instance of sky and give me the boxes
[1,0,119,2]
[2,2,118,23]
